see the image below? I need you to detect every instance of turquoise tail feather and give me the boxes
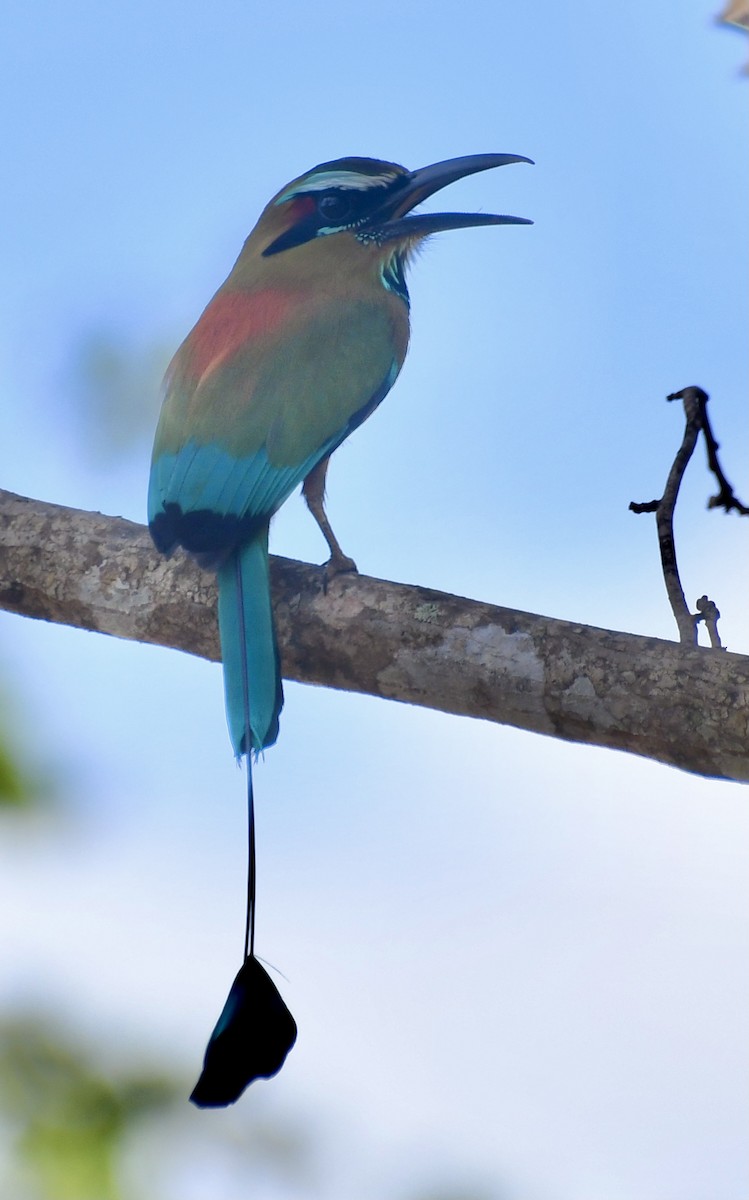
[217,528,283,757]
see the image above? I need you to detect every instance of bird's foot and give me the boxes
[321,551,358,592]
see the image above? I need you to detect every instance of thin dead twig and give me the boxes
[629,386,746,647]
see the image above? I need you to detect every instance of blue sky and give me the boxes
[1,2,747,1197]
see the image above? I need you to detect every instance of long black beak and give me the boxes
[372,153,533,241]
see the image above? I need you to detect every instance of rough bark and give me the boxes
[1,488,747,782]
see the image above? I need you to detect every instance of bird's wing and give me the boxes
[149,290,404,544]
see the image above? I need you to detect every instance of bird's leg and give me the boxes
[302,457,358,581]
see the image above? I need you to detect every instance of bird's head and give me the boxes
[242,154,532,287]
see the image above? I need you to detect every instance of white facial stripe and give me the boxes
[275,171,399,205]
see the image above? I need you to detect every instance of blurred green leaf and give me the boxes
[0,1016,179,1200]
[0,691,48,811]
[0,734,29,807]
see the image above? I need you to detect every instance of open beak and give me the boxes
[371,152,533,241]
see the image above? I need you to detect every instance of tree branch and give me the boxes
[1,488,748,782]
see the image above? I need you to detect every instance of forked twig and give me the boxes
[629,386,746,647]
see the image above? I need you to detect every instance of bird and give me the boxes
[148,153,532,1105]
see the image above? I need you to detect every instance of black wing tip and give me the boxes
[149,504,268,566]
[148,508,178,556]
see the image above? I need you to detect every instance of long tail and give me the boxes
[217,525,284,759]
[191,528,295,1104]
[217,526,283,959]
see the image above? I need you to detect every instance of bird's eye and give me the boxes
[317,193,353,224]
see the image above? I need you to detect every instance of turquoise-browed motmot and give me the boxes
[148,153,532,1105]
